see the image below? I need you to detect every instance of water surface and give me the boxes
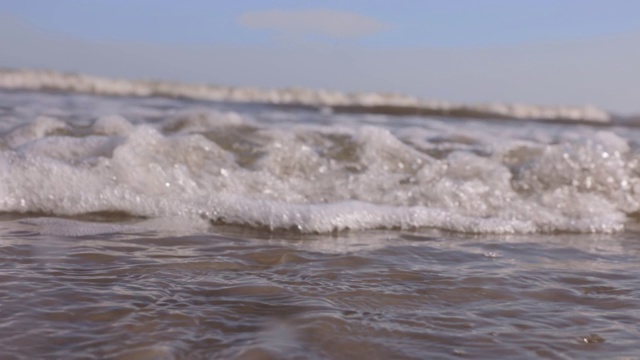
[1,90,640,358]
[1,220,639,359]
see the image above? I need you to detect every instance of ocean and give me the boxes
[0,80,639,359]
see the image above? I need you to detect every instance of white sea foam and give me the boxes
[0,69,612,124]
[0,89,637,234]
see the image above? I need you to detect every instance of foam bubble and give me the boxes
[0,98,636,234]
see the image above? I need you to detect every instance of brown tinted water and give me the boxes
[2,90,640,359]
[1,219,639,359]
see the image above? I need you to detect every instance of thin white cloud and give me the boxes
[238,9,388,39]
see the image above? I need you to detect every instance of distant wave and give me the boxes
[0,68,611,124]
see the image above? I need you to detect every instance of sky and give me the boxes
[0,0,639,113]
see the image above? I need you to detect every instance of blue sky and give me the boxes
[2,0,639,46]
[0,1,639,112]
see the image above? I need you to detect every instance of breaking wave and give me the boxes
[0,89,638,233]
[0,69,611,124]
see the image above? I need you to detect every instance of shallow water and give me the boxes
[1,219,640,359]
[1,90,640,358]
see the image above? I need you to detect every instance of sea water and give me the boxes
[1,90,639,359]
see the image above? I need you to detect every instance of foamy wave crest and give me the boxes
[0,69,611,124]
[0,108,636,234]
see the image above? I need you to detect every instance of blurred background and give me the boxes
[0,0,638,114]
